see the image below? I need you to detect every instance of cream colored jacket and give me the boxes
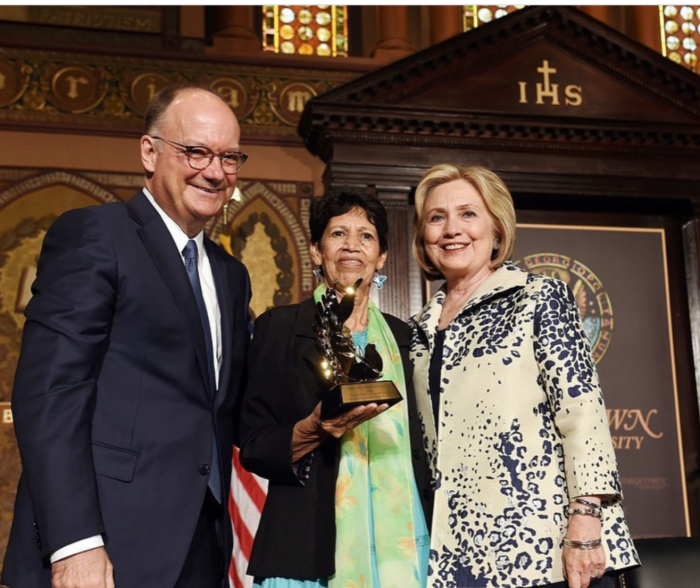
[410,262,639,588]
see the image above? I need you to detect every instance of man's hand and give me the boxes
[52,547,114,588]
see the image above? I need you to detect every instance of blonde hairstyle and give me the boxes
[412,164,516,281]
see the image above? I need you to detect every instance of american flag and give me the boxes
[218,232,268,587]
[229,446,268,588]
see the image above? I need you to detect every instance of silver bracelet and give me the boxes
[573,497,602,511]
[567,506,603,520]
[562,537,602,550]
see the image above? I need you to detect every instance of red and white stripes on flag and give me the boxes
[229,446,268,588]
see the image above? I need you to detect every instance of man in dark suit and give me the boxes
[2,83,251,588]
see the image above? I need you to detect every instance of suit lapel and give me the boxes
[127,191,212,399]
[205,237,232,408]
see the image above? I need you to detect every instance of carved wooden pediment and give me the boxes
[300,6,700,171]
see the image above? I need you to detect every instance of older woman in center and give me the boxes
[410,164,638,588]
[240,190,432,588]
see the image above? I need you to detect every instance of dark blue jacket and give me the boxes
[3,191,251,587]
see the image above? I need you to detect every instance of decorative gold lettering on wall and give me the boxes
[211,77,257,122]
[0,6,162,33]
[1,402,11,427]
[45,65,108,114]
[0,47,355,141]
[608,407,664,450]
[127,72,170,116]
[620,476,668,491]
[272,82,318,126]
[518,60,583,107]
[0,59,30,108]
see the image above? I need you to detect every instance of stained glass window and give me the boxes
[463,5,525,31]
[660,5,699,72]
[262,5,348,57]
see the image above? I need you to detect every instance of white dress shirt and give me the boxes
[144,188,222,384]
[51,189,223,563]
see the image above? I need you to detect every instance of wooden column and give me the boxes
[430,5,463,45]
[210,5,259,56]
[180,6,205,39]
[371,6,414,62]
[374,191,414,320]
[681,211,700,535]
[406,202,426,318]
[578,6,616,26]
[628,5,663,53]
[682,213,700,417]
[161,6,181,49]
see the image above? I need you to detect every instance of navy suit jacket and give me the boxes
[2,191,251,587]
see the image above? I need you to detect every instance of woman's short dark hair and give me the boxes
[309,190,389,253]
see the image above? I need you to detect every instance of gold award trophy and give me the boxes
[314,279,403,420]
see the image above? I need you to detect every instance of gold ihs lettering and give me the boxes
[565,85,582,106]
[535,60,559,105]
[2,408,12,425]
[518,81,527,104]
[517,60,584,108]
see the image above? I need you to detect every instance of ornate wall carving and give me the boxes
[217,179,315,316]
[0,47,358,143]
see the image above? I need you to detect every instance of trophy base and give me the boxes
[320,380,403,421]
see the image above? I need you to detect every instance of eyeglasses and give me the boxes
[151,136,248,174]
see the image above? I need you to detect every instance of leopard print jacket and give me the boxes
[410,261,639,588]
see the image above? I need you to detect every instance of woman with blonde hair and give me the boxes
[410,164,638,588]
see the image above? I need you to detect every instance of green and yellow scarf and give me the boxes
[314,285,421,588]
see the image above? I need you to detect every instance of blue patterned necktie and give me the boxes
[182,239,222,503]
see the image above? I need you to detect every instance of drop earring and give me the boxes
[371,271,387,289]
[313,265,324,284]
[493,239,500,251]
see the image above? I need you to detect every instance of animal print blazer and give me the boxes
[410,261,639,588]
